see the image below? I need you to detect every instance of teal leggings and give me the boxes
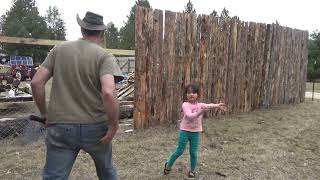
[167,130,200,171]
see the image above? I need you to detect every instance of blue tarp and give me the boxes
[9,56,33,66]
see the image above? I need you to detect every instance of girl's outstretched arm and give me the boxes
[202,103,225,108]
[201,103,227,111]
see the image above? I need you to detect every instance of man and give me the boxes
[31,11,123,180]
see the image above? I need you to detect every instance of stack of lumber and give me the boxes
[117,72,134,100]
[117,72,135,119]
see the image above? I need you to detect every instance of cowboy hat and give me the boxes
[77,11,107,31]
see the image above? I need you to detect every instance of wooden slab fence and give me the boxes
[134,7,309,129]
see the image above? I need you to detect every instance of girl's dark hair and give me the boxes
[185,83,200,94]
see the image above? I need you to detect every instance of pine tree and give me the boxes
[105,22,119,49]
[183,0,196,14]
[45,6,66,40]
[220,7,230,19]
[1,0,50,62]
[118,0,151,50]
[308,31,320,80]
[210,10,218,17]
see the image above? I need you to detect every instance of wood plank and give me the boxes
[256,23,266,107]
[258,24,265,107]
[0,35,135,56]
[206,16,214,116]
[225,17,237,113]
[133,6,147,129]
[144,8,154,128]
[239,22,249,112]
[293,30,301,103]
[268,23,278,106]
[152,9,163,126]
[293,30,300,103]
[244,22,255,112]
[205,16,213,108]
[173,12,186,122]
[281,27,288,104]
[289,28,295,104]
[163,11,176,125]
[284,28,293,104]
[219,18,230,114]
[119,61,129,70]
[144,8,154,127]
[105,49,135,56]
[295,31,302,103]
[183,13,193,86]
[244,22,251,111]
[214,18,224,115]
[206,16,217,116]
[278,27,286,104]
[118,87,134,99]
[233,19,242,112]
[300,31,309,102]
[117,84,134,97]
[199,15,210,102]
[0,35,64,46]
[261,24,272,108]
[191,16,201,88]
[119,101,134,106]
[252,23,262,109]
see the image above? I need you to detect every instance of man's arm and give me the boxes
[100,74,119,144]
[31,67,52,120]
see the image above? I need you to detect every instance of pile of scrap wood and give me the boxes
[117,72,134,119]
[117,72,134,101]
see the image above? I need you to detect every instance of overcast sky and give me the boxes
[0,0,319,40]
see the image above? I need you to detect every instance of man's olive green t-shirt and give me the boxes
[42,39,123,124]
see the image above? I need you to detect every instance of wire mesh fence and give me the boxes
[0,97,46,144]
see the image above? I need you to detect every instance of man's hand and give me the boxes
[41,113,49,128]
[100,125,118,144]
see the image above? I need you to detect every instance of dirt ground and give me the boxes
[0,99,319,179]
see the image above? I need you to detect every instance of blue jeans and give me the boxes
[43,122,118,180]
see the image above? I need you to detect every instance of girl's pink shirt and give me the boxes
[180,102,208,132]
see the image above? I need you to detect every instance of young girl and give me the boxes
[163,83,227,178]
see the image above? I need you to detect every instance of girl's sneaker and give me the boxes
[163,162,171,175]
[187,171,196,179]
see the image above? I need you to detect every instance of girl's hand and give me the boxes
[218,103,226,107]
[218,103,228,112]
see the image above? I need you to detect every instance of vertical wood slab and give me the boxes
[151,9,163,126]
[163,11,177,124]
[134,7,148,128]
